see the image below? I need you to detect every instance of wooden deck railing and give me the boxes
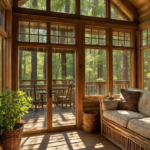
[19,79,130,97]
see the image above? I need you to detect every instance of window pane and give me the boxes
[85,28,91,38]
[18,0,46,10]
[19,21,29,34]
[85,38,91,44]
[39,36,47,43]
[143,30,147,39]
[81,0,106,18]
[85,49,107,96]
[144,49,150,90]
[30,35,38,42]
[143,39,147,46]
[113,50,130,94]
[0,5,4,28]
[51,0,75,14]
[30,22,38,34]
[39,23,47,35]
[51,24,75,45]
[0,38,2,92]
[111,0,133,21]
[92,29,99,38]
[51,25,58,36]
[19,34,29,42]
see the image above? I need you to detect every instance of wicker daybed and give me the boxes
[100,88,150,150]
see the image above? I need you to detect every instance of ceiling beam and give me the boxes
[111,1,130,21]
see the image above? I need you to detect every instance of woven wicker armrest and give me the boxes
[101,99,120,111]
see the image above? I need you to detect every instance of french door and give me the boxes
[18,46,76,133]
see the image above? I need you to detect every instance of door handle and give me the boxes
[49,89,52,98]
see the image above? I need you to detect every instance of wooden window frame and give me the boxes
[18,21,47,43]
[141,28,150,47]
[112,30,132,48]
[51,24,76,45]
[14,0,137,23]
[85,27,107,46]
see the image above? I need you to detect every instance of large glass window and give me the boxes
[144,49,150,90]
[113,31,131,47]
[111,0,133,21]
[142,29,150,47]
[18,0,46,10]
[51,24,75,45]
[0,4,4,28]
[51,0,75,14]
[85,28,106,45]
[113,50,130,94]
[0,38,2,92]
[81,0,106,18]
[18,21,47,43]
[85,49,107,96]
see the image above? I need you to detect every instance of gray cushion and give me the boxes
[127,118,150,139]
[103,110,146,127]
[102,99,120,111]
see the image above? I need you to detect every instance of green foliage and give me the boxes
[0,87,32,135]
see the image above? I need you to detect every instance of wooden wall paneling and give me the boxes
[107,28,113,94]
[47,46,52,131]
[76,24,84,129]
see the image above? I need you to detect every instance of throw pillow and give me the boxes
[118,89,141,112]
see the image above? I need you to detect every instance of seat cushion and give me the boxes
[127,118,150,139]
[103,110,146,127]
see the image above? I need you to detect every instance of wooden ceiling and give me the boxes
[128,0,150,23]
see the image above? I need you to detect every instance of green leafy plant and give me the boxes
[0,87,32,135]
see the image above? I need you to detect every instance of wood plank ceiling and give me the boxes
[128,0,150,23]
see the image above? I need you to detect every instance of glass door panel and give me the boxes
[19,47,47,132]
[52,48,76,127]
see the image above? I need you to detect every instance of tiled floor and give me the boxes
[20,130,120,150]
[21,106,76,132]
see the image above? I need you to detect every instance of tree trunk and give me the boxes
[65,0,70,13]
[61,52,67,84]
[31,52,37,85]
[122,51,128,80]
[32,0,37,7]
[92,0,98,16]
[43,53,47,84]
[97,50,103,79]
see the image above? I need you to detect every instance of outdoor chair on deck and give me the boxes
[56,84,73,108]
[33,85,43,112]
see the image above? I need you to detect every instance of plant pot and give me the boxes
[0,123,24,150]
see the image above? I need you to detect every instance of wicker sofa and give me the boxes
[100,88,150,150]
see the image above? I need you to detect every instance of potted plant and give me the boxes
[0,87,32,150]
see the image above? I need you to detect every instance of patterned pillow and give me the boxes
[118,89,141,112]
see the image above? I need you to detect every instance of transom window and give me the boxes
[81,0,106,18]
[18,21,47,43]
[142,29,150,46]
[85,28,106,45]
[51,0,75,14]
[113,31,131,47]
[18,0,46,10]
[51,25,75,45]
